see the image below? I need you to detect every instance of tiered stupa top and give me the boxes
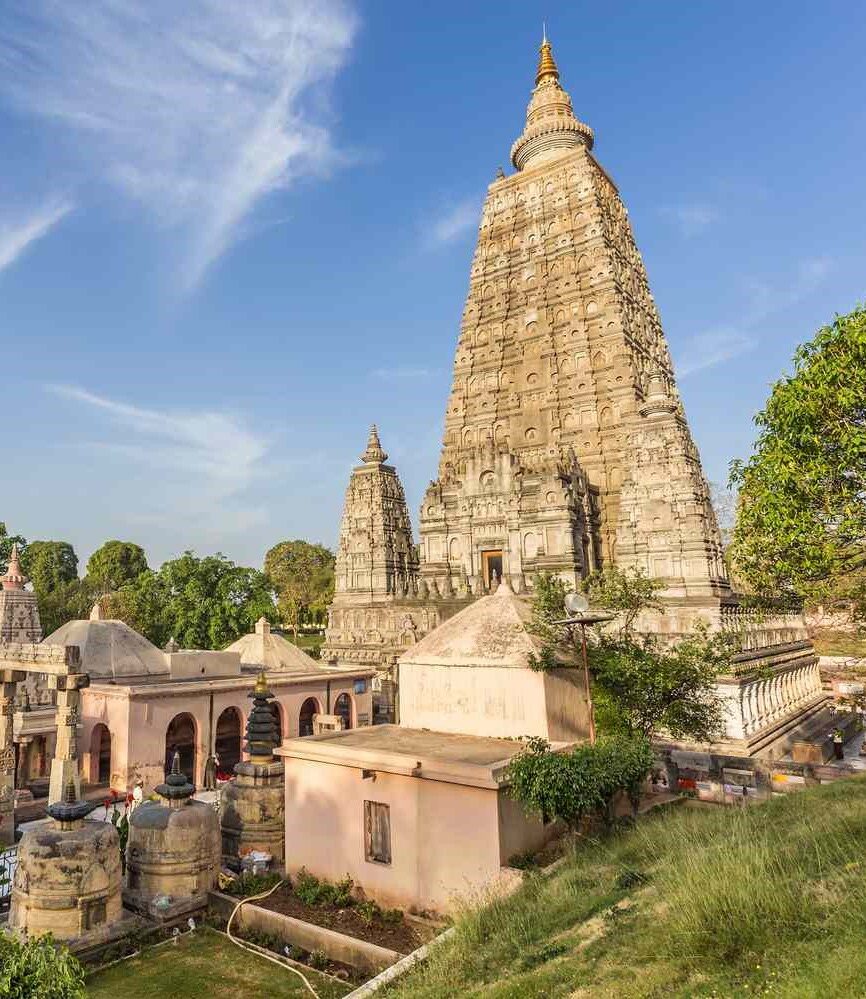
[511,33,594,171]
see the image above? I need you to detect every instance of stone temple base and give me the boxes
[220,760,284,871]
[122,888,210,923]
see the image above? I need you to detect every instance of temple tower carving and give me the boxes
[322,427,450,720]
[418,36,729,600]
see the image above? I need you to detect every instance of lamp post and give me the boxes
[556,592,615,747]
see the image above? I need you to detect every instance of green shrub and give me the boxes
[506,735,655,829]
[293,867,323,906]
[222,872,282,898]
[308,949,328,970]
[0,933,86,999]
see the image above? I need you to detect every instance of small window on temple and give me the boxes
[364,801,392,865]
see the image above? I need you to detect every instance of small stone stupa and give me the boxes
[125,752,221,920]
[220,671,285,870]
[10,778,122,942]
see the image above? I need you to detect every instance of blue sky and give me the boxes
[1,1,864,572]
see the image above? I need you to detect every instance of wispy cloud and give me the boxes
[46,384,269,530]
[676,327,755,377]
[661,201,720,237]
[0,199,73,274]
[0,2,357,291]
[675,256,834,379]
[371,366,436,380]
[425,198,479,247]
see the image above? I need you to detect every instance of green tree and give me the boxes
[590,624,733,741]
[36,578,98,636]
[0,522,26,574]
[264,540,335,637]
[0,932,85,999]
[86,540,149,592]
[582,565,664,638]
[729,304,866,616]
[507,736,655,829]
[104,569,170,647]
[156,551,276,649]
[529,567,729,743]
[20,541,78,593]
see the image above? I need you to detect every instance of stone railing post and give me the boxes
[47,673,89,805]
[1,671,24,846]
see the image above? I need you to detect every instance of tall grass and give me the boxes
[386,778,866,997]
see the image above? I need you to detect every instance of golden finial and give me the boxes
[255,670,268,696]
[536,29,559,86]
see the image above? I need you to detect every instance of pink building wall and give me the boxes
[281,754,553,913]
[81,677,372,794]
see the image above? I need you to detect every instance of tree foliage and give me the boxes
[0,933,85,999]
[20,540,78,594]
[264,540,335,636]
[507,736,655,828]
[729,305,866,616]
[582,565,664,638]
[590,624,733,741]
[527,566,729,743]
[106,551,277,649]
[86,540,149,592]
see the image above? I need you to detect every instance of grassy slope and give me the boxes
[387,779,866,998]
[86,926,349,999]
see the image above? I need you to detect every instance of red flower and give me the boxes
[126,793,134,805]
[103,797,111,808]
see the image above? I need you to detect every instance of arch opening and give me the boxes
[165,712,196,781]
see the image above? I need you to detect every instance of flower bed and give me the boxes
[251,870,427,955]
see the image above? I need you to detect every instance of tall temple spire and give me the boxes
[511,32,593,170]
[361,424,388,464]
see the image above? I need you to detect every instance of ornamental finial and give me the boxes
[536,31,559,85]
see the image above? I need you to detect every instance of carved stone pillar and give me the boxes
[0,672,24,846]
[47,673,89,805]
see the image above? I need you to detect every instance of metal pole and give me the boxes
[580,622,596,746]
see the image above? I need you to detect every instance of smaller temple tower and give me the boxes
[220,671,285,870]
[0,544,42,643]
[322,426,458,720]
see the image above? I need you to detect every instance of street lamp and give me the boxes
[556,592,615,746]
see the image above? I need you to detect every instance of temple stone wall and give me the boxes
[418,40,727,601]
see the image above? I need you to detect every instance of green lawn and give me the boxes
[86,927,350,999]
[385,778,866,998]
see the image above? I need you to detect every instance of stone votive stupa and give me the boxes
[9,778,122,943]
[124,751,221,920]
[220,671,285,870]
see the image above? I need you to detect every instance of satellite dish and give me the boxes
[564,591,589,615]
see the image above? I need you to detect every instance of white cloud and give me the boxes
[675,256,834,378]
[0,2,357,290]
[46,384,269,530]
[426,199,479,247]
[675,327,755,377]
[0,199,73,274]
[661,202,719,237]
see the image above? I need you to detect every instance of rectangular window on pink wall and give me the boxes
[364,800,391,865]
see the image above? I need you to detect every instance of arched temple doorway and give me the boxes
[299,697,320,737]
[90,724,112,785]
[215,707,242,775]
[165,712,197,781]
[334,693,353,731]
